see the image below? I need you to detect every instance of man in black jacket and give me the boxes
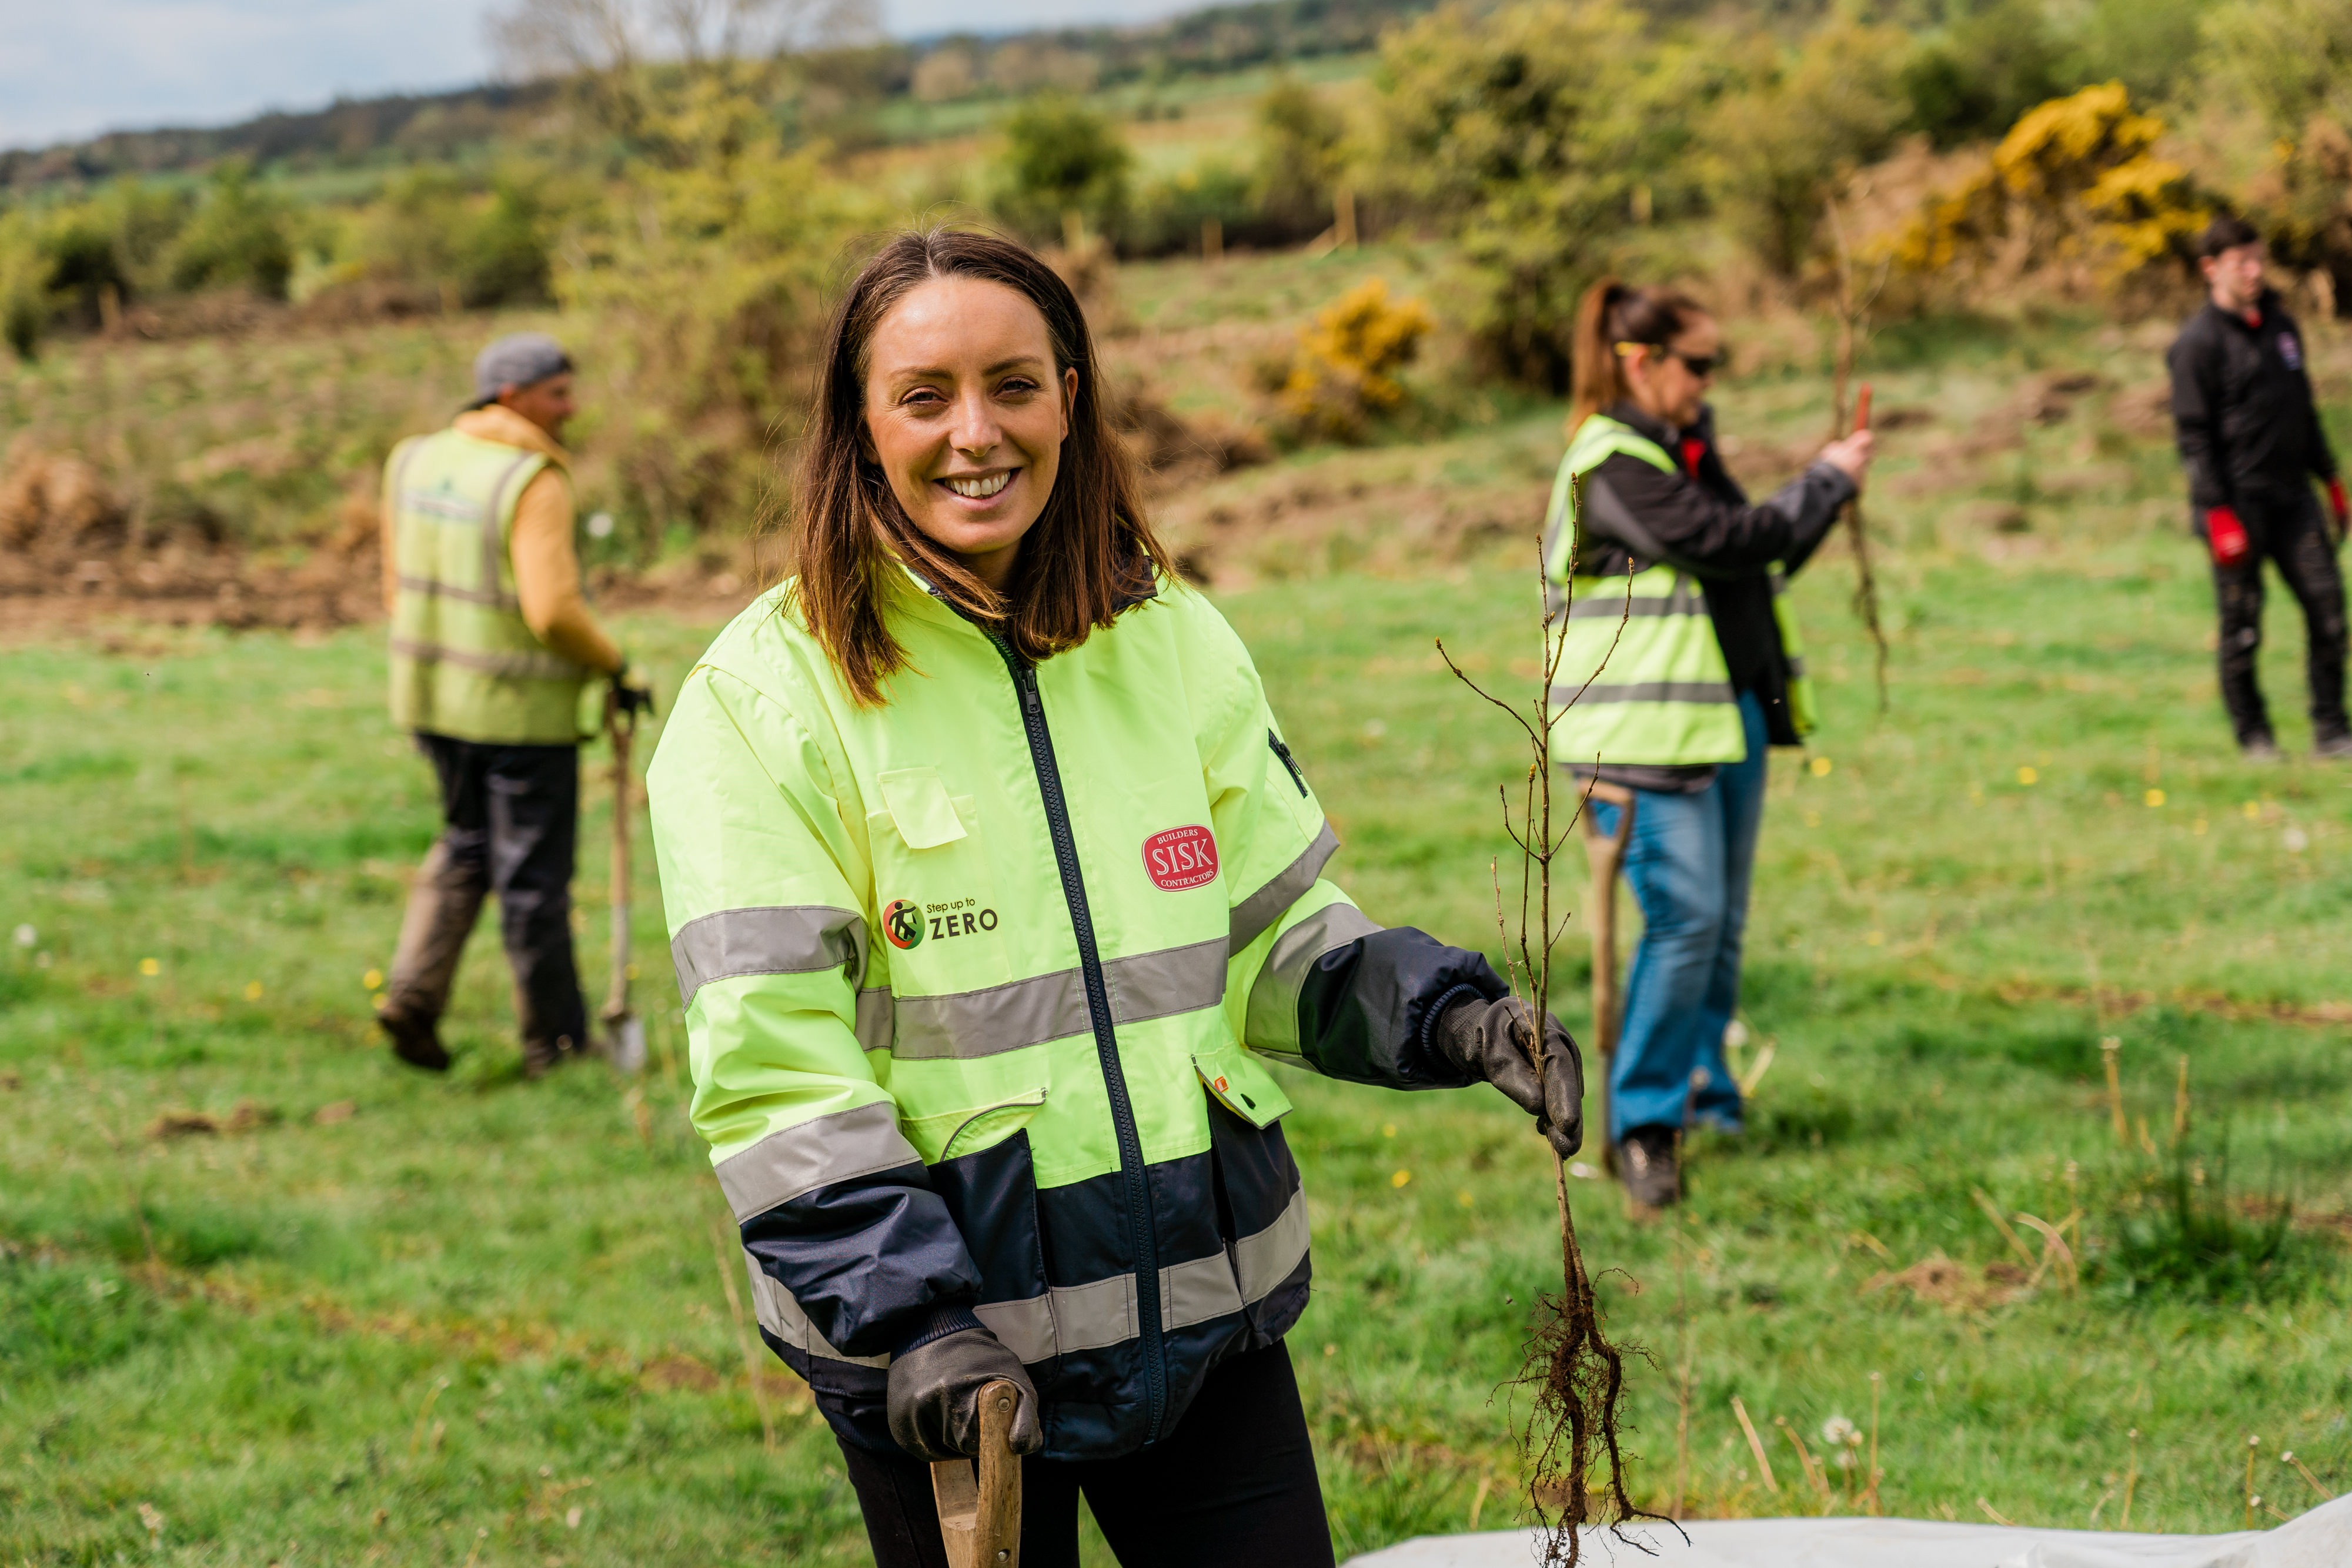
[2167,214,2352,759]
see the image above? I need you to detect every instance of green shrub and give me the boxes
[1251,75,1350,239]
[556,81,876,546]
[1703,19,1909,277]
[1373,0,1686,389]
[166,159,296,298]
[0,212,47,359]
[1900,0,2069,149]
[349,166,554,307]
[991,93,1132,245]
[1124,159,1259,257]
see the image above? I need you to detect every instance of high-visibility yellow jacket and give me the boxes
[1543,411,1835,766]
[646,570,1506,1459]
[383,427,594,743]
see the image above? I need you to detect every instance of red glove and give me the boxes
[2330,478,2347,532]
[2206,506,2250,566]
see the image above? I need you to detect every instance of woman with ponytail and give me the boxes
[1545,278,1873,1209]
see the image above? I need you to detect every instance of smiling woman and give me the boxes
[789,229,1162,706]
[644,228,1584,1568]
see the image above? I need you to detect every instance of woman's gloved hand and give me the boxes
[1432,997,1584,1158]
[886,1325,1044,1461]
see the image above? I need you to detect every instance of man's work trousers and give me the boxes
[383,733,589,1069]
[2210,489,2350,747]
[1586,692,1768,1142]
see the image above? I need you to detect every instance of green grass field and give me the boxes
[9,322,2352,1563]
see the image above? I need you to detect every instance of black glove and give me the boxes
[1432,996,1583,1158]
[610,660,656,718]
[886,1325,1044,1461]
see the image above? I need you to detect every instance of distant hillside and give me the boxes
[1,0,1437,191]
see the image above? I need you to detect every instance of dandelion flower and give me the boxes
[1822,1415,1858,1446]
[1457,1189,1475,1208]
[1391,1169,1412,1188]
[2144,788,2166,807]
[2017,765,2039,785]
[1809,756,1833,777]
[1381,1122,1396,1138]
[139,957,160,977]
[11,924,33,948]
[363,968,384,990]
[244,980,264,1001]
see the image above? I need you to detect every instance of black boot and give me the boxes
[1617,1125,1681,1209]
[377,1008,450,1072]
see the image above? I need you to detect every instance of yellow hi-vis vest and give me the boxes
[385,428,592,744]
[1541,416,1816,767]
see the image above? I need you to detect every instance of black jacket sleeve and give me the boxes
[739,1166,985,1359]
[1585,447,1853,578]
[1291,927,1508,1089]
[2169,319,2233,511]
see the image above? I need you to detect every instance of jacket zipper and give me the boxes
[985,631,1169,1442]
[1267,730,1308,797]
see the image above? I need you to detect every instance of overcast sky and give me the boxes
[0,0,1207,151]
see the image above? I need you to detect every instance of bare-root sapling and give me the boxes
[1436,486,1663,1564]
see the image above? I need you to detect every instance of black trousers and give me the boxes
[383,733,588,1064]
[2210,489,2350,745]
[840,1342,1334,1568]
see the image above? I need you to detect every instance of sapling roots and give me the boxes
[1437,497,1665,1564]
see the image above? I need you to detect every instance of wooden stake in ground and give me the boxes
[1826,193,1891,711]
[1436,487,1659,1566]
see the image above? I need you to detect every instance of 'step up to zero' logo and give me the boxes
[883,898,926,950]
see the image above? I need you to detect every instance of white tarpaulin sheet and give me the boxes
[1345,1494,2352,1568]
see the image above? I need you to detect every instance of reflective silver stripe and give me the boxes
[889,938,1228,1061]
[745,1254,890,1368]
[671,904,867,1008]
[711,1100,918,1221]
[1231,821,1340,953]
[854,987,894,1052]
[394,573,514,607]
[1549,680,1736,707]
[477,449,540,604]
[1564,581,1706,619]
[1161,1249,1245,1331]
[973,1290,1059,1364]
[968,1185,1311,1366]
[389,637,584,681]
[1234,1182,1312,1302]
[1245,901,1382,1058]
[399,489,490,521]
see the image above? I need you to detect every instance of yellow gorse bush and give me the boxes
[1881,83,2207,289]
[1278,278,1435,442]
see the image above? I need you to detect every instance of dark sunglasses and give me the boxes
[1616,341,1728,377]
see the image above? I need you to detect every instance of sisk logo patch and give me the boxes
[883,898,926,950]
[2281,332,2304,370]
[1142,825,1220,890]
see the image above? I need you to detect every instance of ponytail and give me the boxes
[1566,277,1708,435]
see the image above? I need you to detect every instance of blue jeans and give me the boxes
[1586,693,1768,1141]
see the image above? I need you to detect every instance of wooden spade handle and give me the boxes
[931,1379,1023,1568]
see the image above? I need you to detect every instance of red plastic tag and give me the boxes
[1142,825,1220,891]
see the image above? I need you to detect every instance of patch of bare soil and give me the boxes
[1865,1252,2030,1312]
[1,440,386,640]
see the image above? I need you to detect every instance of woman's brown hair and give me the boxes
[1567,277,1708,434]
[784,228,1172,705]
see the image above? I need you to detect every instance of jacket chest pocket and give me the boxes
[865,766,1010,1001]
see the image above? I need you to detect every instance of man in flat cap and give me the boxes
[374,332,653,1078]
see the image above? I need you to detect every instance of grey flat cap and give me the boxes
[467,332,573,409]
